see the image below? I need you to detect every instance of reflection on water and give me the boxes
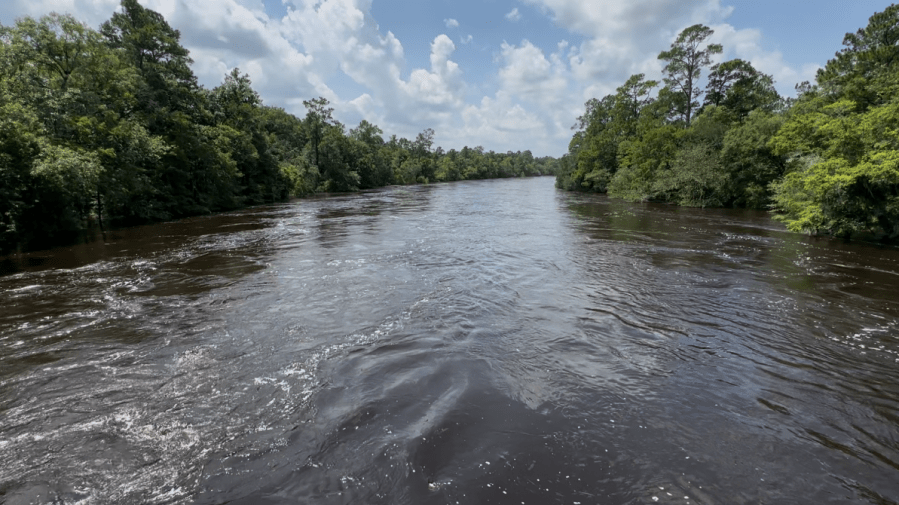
[1,178,898,504]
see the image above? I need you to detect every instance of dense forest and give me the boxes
[557,5,899,241]
[0,0,559,254]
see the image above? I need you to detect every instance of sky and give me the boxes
[1,0,894,156]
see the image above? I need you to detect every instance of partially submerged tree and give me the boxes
[768,5,899,239]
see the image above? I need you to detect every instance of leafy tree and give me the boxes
[3,14,103,93]
[565,75,660,193]
[31,144,103,229]
[572,97,603,131]
[0,101,44,250]
[652,106,733,206]
[617,73,660,125]
[100,0,217,220]
[816,4,899,111]
[413,128,436,182]
[1,12,153,231]
[658,24,722,126]
[349,119,384,147]
[0,14,131,136]
[260,105,314,195]
[210,68,289,204]
[414,128,435,157]
[211,68,261,112]
[768,5,899,239]
[771,97,899,238]
[610,92,683,201]
[653,143,727,207]
[720,110,786,208]
[435,152,462,182]
[350,120,391,188]
[100,0,197,114]
[557,3,899,240]
[0,1,561,253]
[302,96,339,170]
[565,95,614,191]
[317,126,360,192]
[704,59,779,118]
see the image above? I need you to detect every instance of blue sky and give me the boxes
[1,0,893,156]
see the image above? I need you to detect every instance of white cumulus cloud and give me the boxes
[0,0,831,156]
[505,8,522,22]
[524,0,818,100]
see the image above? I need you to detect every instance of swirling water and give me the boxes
[1,177,898,504]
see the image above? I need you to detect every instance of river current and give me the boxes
[1,177,898,504]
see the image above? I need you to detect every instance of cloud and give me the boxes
[451,39,577,154]
[505,8,522,22]
[522,0,729,95]
[0,0,829,156]
[152,0,468,142]
[110,0,324,103]
[525,0,815,99]
[499,40,567,106]
[455,91,568,155]
[0,0,120,27]
[709,23,820,92]
[522,0,730,40]
[402,34,464,110]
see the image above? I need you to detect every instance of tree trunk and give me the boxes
[96,188,104,232]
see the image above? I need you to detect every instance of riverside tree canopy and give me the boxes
[557,4,899,241]
[0,1,559,254]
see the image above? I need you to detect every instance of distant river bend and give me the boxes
[1,177,898,504]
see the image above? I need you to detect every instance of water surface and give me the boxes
[1,177,898,504]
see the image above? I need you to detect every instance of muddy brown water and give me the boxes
[1,177,898,504]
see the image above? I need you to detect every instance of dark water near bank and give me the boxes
[1,177,898,504]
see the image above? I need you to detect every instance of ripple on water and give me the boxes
[1,179,899,504]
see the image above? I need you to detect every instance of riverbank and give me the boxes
[558,6,899,241]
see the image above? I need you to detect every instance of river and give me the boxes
[1,177,898,504]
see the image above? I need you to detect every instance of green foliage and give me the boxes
[649,106,733,206]
[561,75,660,193]
[658,24,722,126]
[771,153,899,239]
[704,59,780,118]
[31,144,102,229]
[0,101,44,250]
[816,4,899,111]
[610,115,682,201]
[100,0,197,113]
[317,126,360,192]
[767,4,899,239]
[302,96,339,171]
[771,97,899,238]
[349,120,391,189]
[560,7,899,243]
[0,1,558,253]
[653,143,728,207]
[720,111,786,208]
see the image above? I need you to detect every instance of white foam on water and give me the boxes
[833,321,899,360]
[9,284,43,292]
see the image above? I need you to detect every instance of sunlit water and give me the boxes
[1,177,898,504]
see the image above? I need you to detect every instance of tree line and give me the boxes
[0,0,559,254]
[557,5,899,240]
